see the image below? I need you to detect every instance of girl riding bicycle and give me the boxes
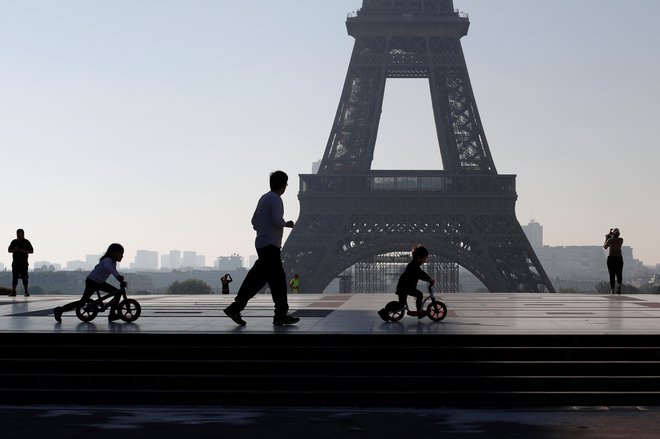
[54,243,127,322]
[378,244,435,321]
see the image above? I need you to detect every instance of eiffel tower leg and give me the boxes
[282,213,352,293]
[446,215,555,293]
[319,38,387,174]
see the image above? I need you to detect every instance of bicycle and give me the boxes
[381,284,447,322]
[75,284,141,323]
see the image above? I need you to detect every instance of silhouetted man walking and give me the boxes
[223,171,300,326]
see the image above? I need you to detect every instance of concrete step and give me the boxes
[3,333,660,406]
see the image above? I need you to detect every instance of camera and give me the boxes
[605,228,614,239]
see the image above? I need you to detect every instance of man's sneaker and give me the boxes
[273,314,300,325]
[223,307,246,326]
[377,308,390,322]
[54,307,63,323]
[24,292,30,297]
[8,291,16,297]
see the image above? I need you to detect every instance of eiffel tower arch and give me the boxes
[282,0,555,293]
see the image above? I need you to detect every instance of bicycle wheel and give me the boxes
[75,299,98,322]
[117,299,141,322]
[385,301,405,322]
[427,300,447,322]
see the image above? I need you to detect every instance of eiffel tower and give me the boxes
[281,0,555,293]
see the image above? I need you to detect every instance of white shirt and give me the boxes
[251,191,287,249]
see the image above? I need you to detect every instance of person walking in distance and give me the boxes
[7,229,34,297]
[604,228,624,294]
[223,170,300,326]
[289,274,300,294]
[221,274,233,295]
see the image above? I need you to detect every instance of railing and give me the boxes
[347,9,468,19]
[299,172,515,194]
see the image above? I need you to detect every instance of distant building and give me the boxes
[160,254,170,270]
[66,260,88,271]
[33,261,61,271]
[196,255,206,268]
[522,219,543,249]
[86,255,101,269]
[536,245,627,281]
[133,250,159,271]
[182,251,196,268]
[169,250,181,269]
[521,219,639,282]
[217,254,243,270]
[0,262,5,271]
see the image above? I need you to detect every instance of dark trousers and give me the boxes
[607,256,624,290]
[60,278,120,312]
[11,263,29,290]
[231,245,289,317]
[398,289,424,312]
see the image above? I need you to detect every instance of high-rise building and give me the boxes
[522,219,543,249]
[182,251,198,268]
[160,254,170,270]
[134,250,159,270]
[196,255,206,268]
[217,254,243,270]
[169,250,181,269]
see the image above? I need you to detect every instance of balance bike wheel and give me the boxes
[385,301,405,322]
[118,299,141,323]
[427,300,447,322]
[76,299,98,322]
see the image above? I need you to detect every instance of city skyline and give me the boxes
[2,1,660,270]
[20,248,247,271]
[6,218,653,274]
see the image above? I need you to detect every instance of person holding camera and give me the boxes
[603,228,624,294]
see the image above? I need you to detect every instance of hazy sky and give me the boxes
[2,0,659,269]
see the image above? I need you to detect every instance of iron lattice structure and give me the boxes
[352,253,459,294]
[281,0,555,293]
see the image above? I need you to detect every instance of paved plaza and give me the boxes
[2,292,660,334]
[4,292,660,438]
[2,404,660,439]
